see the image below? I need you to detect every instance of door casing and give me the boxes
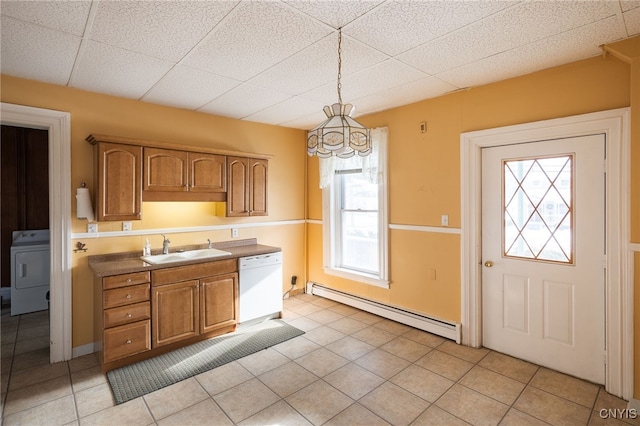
[461,108,632,399]
[0,102,72,363]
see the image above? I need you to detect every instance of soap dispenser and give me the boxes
[143,238,151,256]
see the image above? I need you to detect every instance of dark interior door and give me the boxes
[1,125,49,288]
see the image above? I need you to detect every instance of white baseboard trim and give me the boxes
[306,282,461,343]
[72,342,95,358]
[628,398,640,410]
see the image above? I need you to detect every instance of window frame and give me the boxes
[321,134,389,289]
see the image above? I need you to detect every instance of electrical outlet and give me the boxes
[122,221,132,231]
[87,223,98,233]
[441,215,449,226]
[231,228,239,238]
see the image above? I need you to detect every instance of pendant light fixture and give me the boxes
[307,28,371,158]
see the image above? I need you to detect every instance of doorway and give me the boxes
[460,108,631,399]
[0,102,72,364]
[1,125,50,315]
[481,134,605,384]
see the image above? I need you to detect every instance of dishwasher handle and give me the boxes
[239,252,282,270]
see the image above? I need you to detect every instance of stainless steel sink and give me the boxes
[140,248,231,265]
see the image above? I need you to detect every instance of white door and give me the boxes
[481,134,605,384]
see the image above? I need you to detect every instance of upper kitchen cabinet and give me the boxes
[91,140,143,222]
[226,156,268,217]
[143,148,226,202]
[87,134,270,218]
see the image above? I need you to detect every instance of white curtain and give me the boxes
[318,127,388,189]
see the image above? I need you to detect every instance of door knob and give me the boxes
[484,260,494,268]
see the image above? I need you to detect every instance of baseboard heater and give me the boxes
[306,282,461,344]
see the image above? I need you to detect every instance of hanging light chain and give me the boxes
[337,28,342,105]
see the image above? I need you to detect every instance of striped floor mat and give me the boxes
[107,319,304,404]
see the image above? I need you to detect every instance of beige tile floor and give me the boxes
[1,293,637,426]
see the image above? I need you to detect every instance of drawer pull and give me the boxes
[126,294,132,299]
[126,278,132,283]
[126,313,132,318]
[126,339,132,344]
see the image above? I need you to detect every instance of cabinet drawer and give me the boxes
[152,259,237,286]
[104,283,150,309]
[104,271,150,290]
[104,302,150,328]
[103,320,151,363]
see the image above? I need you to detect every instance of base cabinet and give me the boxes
[96,272,151,365]
[95,259,238,371]
[200,273,238,334]
[152,280,200,347]
[152,273,238,348]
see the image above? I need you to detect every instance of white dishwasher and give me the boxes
[238,252,283,324]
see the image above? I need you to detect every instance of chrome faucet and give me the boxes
[207,239,213,249]
[162,234,171,254]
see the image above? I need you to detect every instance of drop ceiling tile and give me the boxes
[624,6,640,35]
[183,1,331,81]
[344,0,512,56]
[0,0,91,36]
[437,16,624,89]
[245,96,325,126]
[248,33,387,96]
[142,66,241,110]
[365,76,459,108]
[198,84,292,120]
[282,110,329,130]
[89,1,238,62]
[283,0,384,29]
[70,40,174,100]
[0,16,81,85]
[348,77,458,117]
[303,59,426,104]
[399,0,621,75]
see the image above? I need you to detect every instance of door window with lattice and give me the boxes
[503,155,573,264]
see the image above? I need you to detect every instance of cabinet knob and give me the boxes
[125,339,132,344]
[125,294,132,299]
[126,278,132,283]
[126,313,132,318]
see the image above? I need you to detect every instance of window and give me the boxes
[503,154,573,263]
[321,128,389,288]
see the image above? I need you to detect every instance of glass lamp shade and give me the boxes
[307,103,371,158]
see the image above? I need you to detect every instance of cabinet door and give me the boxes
[144,147,188,193]
[152,280,199,347]
[190,153,226,193]
[97,143,142,221]
[249,158,268,216]
[200,273,238,334]
[226,156,249,216]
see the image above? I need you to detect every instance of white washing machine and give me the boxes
[10,229,50,316]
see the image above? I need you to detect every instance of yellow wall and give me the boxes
[307,43,639,395]
[307,53,630,318]
[0,75,307,348]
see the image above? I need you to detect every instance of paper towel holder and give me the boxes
[76,182,95,222]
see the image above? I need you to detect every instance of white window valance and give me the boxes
[318,127,388,189]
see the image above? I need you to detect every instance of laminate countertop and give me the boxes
[88,238,281,277]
